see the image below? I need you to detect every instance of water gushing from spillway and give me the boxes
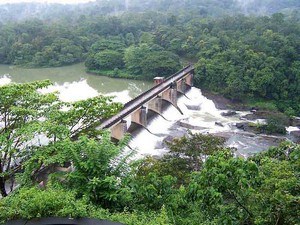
[128,87,285,158]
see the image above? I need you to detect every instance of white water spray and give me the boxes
[0,74,11,86]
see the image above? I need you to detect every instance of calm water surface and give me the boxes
[0,63,152,102]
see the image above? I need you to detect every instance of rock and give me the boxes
[235,122,258,133]
[177,121,204,130]
[242,111,280,121]
[290,117,300,127]
[236,122,249,130]
[215,122,224,127]
[242,113,258,120]
[185,103,201,110]
[221,110,237,117]
[250,107,259,112]
[212,132,232,140]
[290,130,300,143]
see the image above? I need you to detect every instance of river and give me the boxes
[0,63,152,103]
[0,63,296,158]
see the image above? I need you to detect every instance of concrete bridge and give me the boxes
[99,65,194,140]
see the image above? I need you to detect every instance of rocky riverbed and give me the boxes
[201,90,300,143]
[129,88,299,158]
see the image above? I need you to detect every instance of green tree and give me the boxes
[124,44,180,79]
[86,50,124,70]
[0,80,58,197]
[0,81,122,198]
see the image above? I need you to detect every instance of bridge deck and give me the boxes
[99,65,194,129]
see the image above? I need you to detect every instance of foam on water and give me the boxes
[287,126,300,133]
[0,74,12,86]
[39,79,99,102]
[105,90,132,104]
[39,79,133,104]
[128,86,287,157]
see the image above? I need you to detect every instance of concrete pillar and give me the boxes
[185,73,194,87]
[148,97,163,114]
[131,106,147,127]
[110,120,127,140]
[176,79,186,93]
[162,88,177,106]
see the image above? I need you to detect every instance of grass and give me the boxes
[246,98,278,111]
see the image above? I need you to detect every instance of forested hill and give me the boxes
[0,1,299,116]
[0,0,299,23]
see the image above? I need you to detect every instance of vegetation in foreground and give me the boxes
[0,82,299,225]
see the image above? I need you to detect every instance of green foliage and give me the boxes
[84,38,126,74]
[248,100,278,112]
[32,38,83,67]
[165,132,229,172]
[0,187,172,225]
[91,206,172,225]
[194,15,300,115]
[0,3,300,224]
[0,187,90,223]
[124,44,181,79]
[0,81,122,198]
[259,114,289,134]
[86,50,124,70]
[64,134,133,208]
[135,133,230,186]
[0,80,58,197]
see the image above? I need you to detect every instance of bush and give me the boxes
[0,187,90,223]
[259,114,289,134]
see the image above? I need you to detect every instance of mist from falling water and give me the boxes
[128,87,290,159]
[128,87,239,158]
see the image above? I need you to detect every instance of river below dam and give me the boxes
[1,63,298,158]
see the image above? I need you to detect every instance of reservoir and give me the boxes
[0,63,152,103]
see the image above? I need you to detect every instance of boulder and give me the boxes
[177,121,204,130]
[221,110,237,117]
[236,122,249,130]
[185,103,201,110]
[242,113,258,120]
[215,122,224,127]
[250,107,259,113]
[290,130,300,143]
[290,117,300,127]
[242,111,278,121]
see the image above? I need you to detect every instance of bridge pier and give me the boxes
[176,79,186,93]
[162,88,177,106]
[148,96,163,114]
[110,120,127,140]
[185,73,193,87]
[131,106,147,127]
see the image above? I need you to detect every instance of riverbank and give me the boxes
[86,68,138,80]
[201,89,247,111]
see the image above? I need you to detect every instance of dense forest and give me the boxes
[0,1,299,115]
[0,1,300,224]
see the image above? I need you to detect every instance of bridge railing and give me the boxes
[124,64,193,108]
[99,64,194,129]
